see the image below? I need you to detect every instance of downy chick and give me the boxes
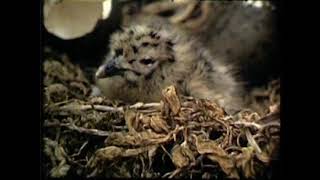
[95,18,244,114]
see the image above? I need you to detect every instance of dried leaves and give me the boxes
[43,58,280,179]
[43,84,279,178]
[162,86,181,115]
[235,147,256,178]
[43,138,71,178]
[44,56,91,102]
[88,145,159,168]
[171,144,195,168]
[194,135,238,179]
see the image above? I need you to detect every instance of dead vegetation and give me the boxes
[42,56,280,179]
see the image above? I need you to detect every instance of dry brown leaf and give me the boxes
[140,114,151,126]
[44,138,71,178]
[147,145,159,168]
[194,135,238,179]
[105,130,167,146]
[70,81,88,96]
[235,147,255,178]
[162,85,181,115]
[124,110,138,133]
[95,146,123,161]
[256,140,279,164]
[256,151,271,164]
[203,100,226,120]
[194,135,225,155]
[50,162,70,178]
[45,83,69,103]
[123,145,156,157]
[89,145,158,169]
[207,155,239,179]
[87,146,123,168]
[150,115,170,133]
[171,144,195,168]
[124,147,145,157]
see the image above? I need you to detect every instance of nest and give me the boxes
[42,55,280,179]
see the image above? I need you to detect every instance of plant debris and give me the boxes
[42,56,280,179]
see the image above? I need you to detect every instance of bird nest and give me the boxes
[42,55,280,179]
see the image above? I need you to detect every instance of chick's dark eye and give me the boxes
[142,42,149,47]
[140,58,155,65]
[115,48,123,56]
[128,59,136,64]
[149,31,156,38]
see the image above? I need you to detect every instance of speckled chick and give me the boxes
[95,17,244,114]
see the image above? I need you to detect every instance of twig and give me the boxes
[60,104,123,112]
[162,168,182,178]
[228,126,233,147]
[112,125,128,130]
[161,145,173,160]
[261,122,280,129]
[87,168,98,178]
[59,102,161,113]
[169,168,182,178]
[225,146,242,152]
[71,141,88,157]
[129,102,161,109]
[211,118,231,149]
[140,155,145,177]
[44,122,111,136]
[257,111,280,124]
[232,121,262,129]
[236,133,243,147]
[245,128,262,154]
[65,123,111,136]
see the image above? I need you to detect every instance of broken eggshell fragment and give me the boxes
[43,0,113,40]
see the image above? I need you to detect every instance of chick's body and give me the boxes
[95,17,244,113]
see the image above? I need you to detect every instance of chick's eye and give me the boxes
[128,59,136,64]
[142,42,149,47]
[140,58,155,65]
[115,48,123,56]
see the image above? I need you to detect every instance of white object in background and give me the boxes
[44,0,112,40]
[243,0,273,9]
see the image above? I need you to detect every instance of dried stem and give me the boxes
[245,128,262,153]
[44,121,111,136]
[59,102,161,113]
[71,141,88,157]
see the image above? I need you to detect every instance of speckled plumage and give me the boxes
[95,17,244,114]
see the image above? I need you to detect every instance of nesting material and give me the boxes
[43,56,280,179]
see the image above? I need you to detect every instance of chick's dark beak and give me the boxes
[95,59,124,79]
